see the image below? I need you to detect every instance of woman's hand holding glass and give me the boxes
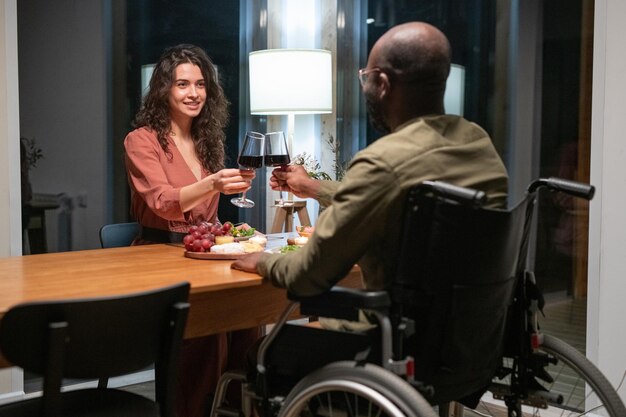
[212,168,256,195]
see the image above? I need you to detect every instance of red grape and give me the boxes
[192,239,204,252]
[183,234,195,245]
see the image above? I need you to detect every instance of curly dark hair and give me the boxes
[133,44,229,172]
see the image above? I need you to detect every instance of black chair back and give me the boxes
[0,282,190,417]
[392,182,529,405]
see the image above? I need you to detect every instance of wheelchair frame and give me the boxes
[210,178,625,417]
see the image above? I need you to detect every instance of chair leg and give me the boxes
[43,322,68,417]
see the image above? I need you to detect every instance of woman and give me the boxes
[125,44,252,242]
[124,44,260,417]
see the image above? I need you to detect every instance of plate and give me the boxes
[286,237,308,246]
[184,251,246,260]
[233,231,265,242]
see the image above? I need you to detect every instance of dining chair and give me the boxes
[0,281,190,417]
[99,221,140,248]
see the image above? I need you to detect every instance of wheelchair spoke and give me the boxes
[327,392,333,416]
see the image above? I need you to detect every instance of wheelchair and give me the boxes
[210,178,626,417]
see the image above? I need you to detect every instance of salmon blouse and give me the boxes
[124,127,219,233]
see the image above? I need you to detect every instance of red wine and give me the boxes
[238,155,263,169]
[264,154,290,166]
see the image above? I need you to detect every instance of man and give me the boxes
[232,21,508,297]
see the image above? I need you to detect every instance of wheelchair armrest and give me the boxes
[288,287,390,322]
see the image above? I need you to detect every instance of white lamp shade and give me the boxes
[249,49,332,115]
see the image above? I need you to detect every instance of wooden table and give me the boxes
[0,242,362,368]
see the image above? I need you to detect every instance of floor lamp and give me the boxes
[249,48,332,230]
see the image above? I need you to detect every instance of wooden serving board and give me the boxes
[184,251,246,260]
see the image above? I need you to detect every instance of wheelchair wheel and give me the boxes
[278,361,438,417]
[481,334,626,417]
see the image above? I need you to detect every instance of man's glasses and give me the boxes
[358,67,382,86]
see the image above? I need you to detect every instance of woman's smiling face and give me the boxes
[168,63,206,122]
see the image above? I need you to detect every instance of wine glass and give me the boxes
[264,131,291,206]
[231,131,265,208]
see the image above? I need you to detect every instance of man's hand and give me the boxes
[269,165,321,199]
[231,251,265,274]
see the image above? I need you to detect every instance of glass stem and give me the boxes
[277,164,287,206]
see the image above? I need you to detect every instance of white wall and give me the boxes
[587,0,626,399]
[0,0,19,257]
[0,0,24,401]
[18,0,107,251]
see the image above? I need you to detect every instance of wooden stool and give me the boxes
[270,200,311,233]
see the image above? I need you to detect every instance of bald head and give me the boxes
[370,22,451,97]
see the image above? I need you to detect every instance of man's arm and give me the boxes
[234,156,398,296]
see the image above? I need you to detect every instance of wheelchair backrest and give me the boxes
[392,182,529,405]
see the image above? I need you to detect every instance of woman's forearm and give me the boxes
[179,176,218,213]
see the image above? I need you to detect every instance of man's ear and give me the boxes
[377,72,392,99]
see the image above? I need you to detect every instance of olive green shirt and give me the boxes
[258,115,508,296]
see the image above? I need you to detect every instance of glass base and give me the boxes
[231,196,255,208]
